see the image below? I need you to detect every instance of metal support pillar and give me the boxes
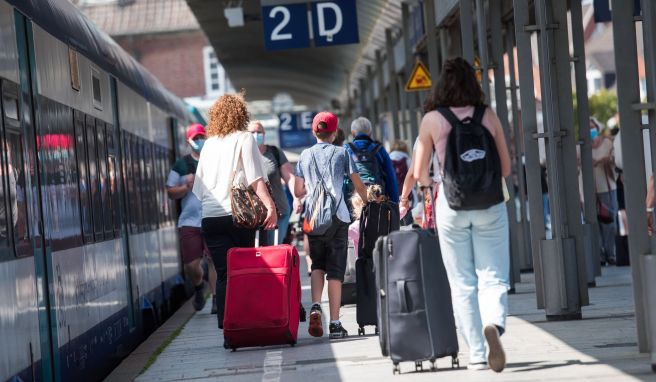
[402,2,419,141]
[459,0,475,63]
[641,2,656,366]
[386,29,401,142]
[440,27,449,66]
[359,78,368,121]
[513,0,547,310]
[533,0,588,319]
[398,75,409,142]
[423,0,440,86]
[570,0,601,287]
[366,65,377,127]
[475,0,490,100]
[376,49,387,141]
[505,21,533,272]
[489,0,520,291]
[612,0,652,357]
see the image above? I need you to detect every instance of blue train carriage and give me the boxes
[0,0,198,381]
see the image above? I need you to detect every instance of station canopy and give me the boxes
[186,0,403,109]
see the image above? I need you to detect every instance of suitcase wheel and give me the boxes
[231,348,237,352]
[290,341,296,347]
[451,355,460,369]
[358,327,365,336]
[392,363,400,375]
[375,326,379,335]
[430,359,437,372]
[414,361,423,372]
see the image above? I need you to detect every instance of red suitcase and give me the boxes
[224,244,301,350]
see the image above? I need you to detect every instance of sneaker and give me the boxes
[192,284,206,311]
[211,296,217,315]
[308,304,323,337]
[467,362,488,371]
[328,322,348,339]
[484,325,506,372]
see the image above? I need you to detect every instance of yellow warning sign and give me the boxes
[405,61,432,92]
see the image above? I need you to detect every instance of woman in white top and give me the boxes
[193,93,277,328]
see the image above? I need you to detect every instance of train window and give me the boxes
[91,67,102,110]
[144,143,156,230]
[96,121,113,238]
[86,116,103,241]
[2,93,18,120]
[122,132,136,234]
[6,131,31,257]
[107,126,121,234]
[132,137,145,232]
[74,111,93,243]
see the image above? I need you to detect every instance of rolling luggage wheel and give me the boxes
[430,359,437,372]
[451,355,460,369]
[414,361,423,372]
[392,363,400,375]
[375,326,379,335]
[358,327,365,336]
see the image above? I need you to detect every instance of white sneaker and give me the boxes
[484,325,506,372]
[467,362,488,371]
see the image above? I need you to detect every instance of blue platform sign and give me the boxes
[262,4,310,51]
[311,0,359,47]
[278,111,317,149]
[262,1,359,51]
[593,0,641,22]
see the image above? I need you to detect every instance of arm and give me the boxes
[379,148,399,202]
[489,110,512,178]
[400,165,416,210]
[350,172,368,203]
[280,162,302,212]
[167,175,193,200]
[294,176,306,199]
[413,114,436,186]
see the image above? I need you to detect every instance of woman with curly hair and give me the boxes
[193,93,277,329]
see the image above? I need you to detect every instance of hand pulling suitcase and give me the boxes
[223,238,301,351]
[356,201,400,335]
[374,229,460,374]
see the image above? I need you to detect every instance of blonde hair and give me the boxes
[351,184,386,220]
[391,140,408,154]
[206,92,250,137]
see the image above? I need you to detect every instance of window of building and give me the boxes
[203,46,234,97]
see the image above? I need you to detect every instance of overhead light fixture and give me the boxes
[224,7,245,27]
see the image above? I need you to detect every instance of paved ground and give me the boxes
[122,256,656,382]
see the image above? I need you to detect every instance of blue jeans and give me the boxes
[435,191,510,364]
[597,190,618,262]
[266,212,291,245]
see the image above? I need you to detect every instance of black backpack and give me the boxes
[437,106,503,210]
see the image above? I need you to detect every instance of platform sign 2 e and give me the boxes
[278,112,317,149]
[262,0,359,51]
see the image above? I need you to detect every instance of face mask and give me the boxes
[190,139,204,153]
[590,128,599,140]
[252,132,264,146]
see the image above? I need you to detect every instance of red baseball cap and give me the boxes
[186,123,206,140]
[312,112,338,133]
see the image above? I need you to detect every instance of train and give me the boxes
[0,0,200,381]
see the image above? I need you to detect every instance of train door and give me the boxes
[13,11,58,382]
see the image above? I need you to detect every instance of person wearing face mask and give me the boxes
[247,120,300,245]
[167,123,218,313]
[590,117,618,266]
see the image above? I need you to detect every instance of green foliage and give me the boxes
[588,89,618,128]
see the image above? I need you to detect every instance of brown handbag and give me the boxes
[230,135,268,229]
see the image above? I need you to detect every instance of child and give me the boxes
[348,184,385,257]
[294,112,367,340]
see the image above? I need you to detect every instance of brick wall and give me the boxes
[115,30,208,98]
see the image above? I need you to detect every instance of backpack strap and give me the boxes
[436,107,462,127]
[472,106,487,124]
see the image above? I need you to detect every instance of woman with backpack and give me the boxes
[414,57,512,373]
[247,120,299,245]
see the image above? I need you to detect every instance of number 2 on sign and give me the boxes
[270,6,292,41]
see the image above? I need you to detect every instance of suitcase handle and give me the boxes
[396,280,409,313]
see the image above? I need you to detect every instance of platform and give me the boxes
[111,257,655,382]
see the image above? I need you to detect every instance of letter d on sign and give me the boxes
[317,3,342,42]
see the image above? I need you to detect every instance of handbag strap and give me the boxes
[229,133,247,187]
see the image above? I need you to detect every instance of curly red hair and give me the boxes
[206,92,250,137]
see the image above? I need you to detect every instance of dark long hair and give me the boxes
[424,57,486,112]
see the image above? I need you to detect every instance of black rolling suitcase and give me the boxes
[374,229,460,374]
[356,201,400,335]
